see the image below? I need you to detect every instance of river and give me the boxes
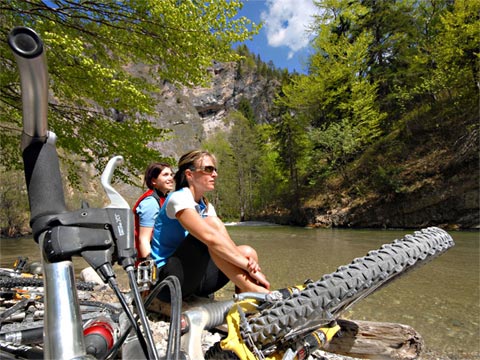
[1,225,479,358]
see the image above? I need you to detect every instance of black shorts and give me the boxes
[156,234,229,299]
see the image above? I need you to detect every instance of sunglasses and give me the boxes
[190,165,217,174]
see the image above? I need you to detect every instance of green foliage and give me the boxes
[392,0,479,113]
[203,131,240,220]
[235,43,291,80]
[203,114,288,220]
[237,97,255,125]
[276,21,385,185]
[254,125,289,209]
[371,165,405,195]
[228,112,261,220]
[0,169,29,237]
[1,0,259,183]
[417,0,478,108]
[310,120,359,169]
[267,0,478,217]
[271,111,312,202]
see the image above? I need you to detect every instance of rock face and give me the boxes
[302,179,479,230]
[146,61,279,160]
[346,177,479,229]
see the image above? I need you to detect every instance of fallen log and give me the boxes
[323,319,424,360]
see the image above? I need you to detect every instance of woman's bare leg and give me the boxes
[205,217,269,293]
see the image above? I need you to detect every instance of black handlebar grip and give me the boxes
[23,141,67,226]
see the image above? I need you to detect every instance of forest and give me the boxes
[1,0,478,236]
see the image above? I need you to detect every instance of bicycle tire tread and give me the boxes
[248,227,454,347]
[0,276,96,291]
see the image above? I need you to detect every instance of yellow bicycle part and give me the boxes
[221,299,258,360]
[220,296,341,360]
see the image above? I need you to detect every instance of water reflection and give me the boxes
[1,227,478,355]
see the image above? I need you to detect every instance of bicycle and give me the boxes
[2,26,455,360]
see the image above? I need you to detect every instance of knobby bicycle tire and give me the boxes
[0,276,96,291]
[247,227,454,349]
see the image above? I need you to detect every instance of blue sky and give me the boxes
[235,0,321,74]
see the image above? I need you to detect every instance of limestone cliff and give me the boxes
[144,61,279,160]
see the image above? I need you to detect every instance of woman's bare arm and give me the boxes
[137,226,154,258]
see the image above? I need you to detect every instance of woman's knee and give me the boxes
[238,245,258,260]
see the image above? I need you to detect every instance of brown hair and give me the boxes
[174,150,217,191]
[144,162,172,190]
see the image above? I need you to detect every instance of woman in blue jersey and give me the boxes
[133,163,174,260]
[151,150,270,298]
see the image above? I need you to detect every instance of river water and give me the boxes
[1,225,479,357]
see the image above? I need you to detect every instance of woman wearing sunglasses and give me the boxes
[150,150,270,299]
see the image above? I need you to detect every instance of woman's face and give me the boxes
[152,167,174,193]
[188,156,218,193]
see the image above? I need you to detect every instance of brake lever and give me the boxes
[100,156,135,269]
[100,157,159,359]
[101,155,129,209]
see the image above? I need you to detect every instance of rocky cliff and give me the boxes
[143,61,280,160]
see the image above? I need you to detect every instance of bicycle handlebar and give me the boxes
[8,27,67,228]
[8,27,48,147]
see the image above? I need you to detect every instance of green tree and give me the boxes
[253,124,288,210]
[0,168,29,236]
[309,120,359,181]
[203,111,268,221]
[412,0,478,110]
[203,131,239,220]
[271,111,312,204]
[1,0,260,183]
[228,111,261,220]
[237,97,255,125]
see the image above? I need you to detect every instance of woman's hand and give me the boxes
[247,257,261,273]
[249,269,270,290]
[246,257,270,290]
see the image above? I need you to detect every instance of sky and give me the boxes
[235,0,322,74]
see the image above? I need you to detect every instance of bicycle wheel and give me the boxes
[247,227,454,349]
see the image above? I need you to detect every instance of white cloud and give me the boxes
[261,0,320,57]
